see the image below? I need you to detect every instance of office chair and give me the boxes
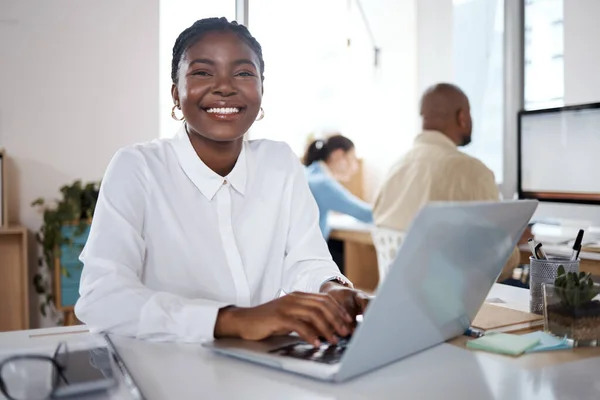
[371,227,405,288]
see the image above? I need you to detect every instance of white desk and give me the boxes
[328,214,373,233]
[2,284,600,400]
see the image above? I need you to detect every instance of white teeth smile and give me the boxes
[206,107,240,114]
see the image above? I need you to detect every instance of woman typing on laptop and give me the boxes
[74,18,368,348]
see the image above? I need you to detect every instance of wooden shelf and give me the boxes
[0,148,7,227]
[0,225,29,331]
[0,225,26,235]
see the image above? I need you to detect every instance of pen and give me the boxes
[535,243,548,260]
[464,327,484,338]
[571,229,584,261]
[528,238,539,260]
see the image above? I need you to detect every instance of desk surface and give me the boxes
[328,214,374,246]
[328,214,372,233]
[2,284,600,400]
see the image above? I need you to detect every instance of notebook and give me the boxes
[471,303,543,334]
[522,331,572,353]
[466,333,540,356]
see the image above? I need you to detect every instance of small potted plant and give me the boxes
[31,180,99,321]
[543,265,600,346]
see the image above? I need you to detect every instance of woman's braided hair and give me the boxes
[171,17,265,84]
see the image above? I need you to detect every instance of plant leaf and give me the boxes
[31,198,44,207]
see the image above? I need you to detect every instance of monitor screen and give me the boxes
[518,103,600,204]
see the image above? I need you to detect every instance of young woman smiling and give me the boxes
[74,18,369,348]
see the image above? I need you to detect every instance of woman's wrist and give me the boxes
[320,281,346,293]
[214,306,244,338]
[320,276,352,293]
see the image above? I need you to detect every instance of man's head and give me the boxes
[419,83,472,146]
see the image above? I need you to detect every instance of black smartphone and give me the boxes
[51,346,118,398]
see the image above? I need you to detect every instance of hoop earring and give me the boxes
[171,104,185,121]
[255,107,265,121]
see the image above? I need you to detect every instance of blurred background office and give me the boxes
[1,0,600,332]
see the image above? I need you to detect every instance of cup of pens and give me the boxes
[528,230,584,315]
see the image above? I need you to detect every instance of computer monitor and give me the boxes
[517,102,600,205]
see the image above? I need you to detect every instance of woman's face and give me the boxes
[328,148,359,183]
[172,30,263,142]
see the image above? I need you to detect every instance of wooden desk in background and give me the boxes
[328,159,381,291]
[328,215,379,292]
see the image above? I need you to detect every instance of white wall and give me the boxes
[416,0,454,97]
[350,0,418,200]
[563,0,600,105]
[0,0,159,327]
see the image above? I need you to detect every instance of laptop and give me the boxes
[203,200,538,382]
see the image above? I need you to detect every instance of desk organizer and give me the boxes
[529,256,579,315]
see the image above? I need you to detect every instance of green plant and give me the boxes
[31,180,100,317]
[553,265,600,308]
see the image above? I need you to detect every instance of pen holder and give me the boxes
[529,256,579,315]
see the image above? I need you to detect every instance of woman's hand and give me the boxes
[319,282,371,323]
[214,292,356,347]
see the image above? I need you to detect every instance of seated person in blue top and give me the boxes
[303,135,373,271]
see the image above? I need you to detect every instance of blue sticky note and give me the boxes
[522,331,572,353]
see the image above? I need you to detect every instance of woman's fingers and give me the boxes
[356,293,370,314]
[285,303,339,344]
[282,317,321,348]
[323,293,355,323]
[309,295,353,337]
[297,292,352,323]
[284,293,353,342]
[300,292,354,327]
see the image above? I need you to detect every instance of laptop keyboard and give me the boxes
[268,337,351,365]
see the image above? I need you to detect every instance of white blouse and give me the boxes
[74,127,348,342]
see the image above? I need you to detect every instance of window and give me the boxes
[246,0,350,154]
[159,0,236,138]
[157,0,416,188]
[523,0,564,110]
[453,0,505,183]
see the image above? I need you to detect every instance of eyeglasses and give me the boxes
[0,342,69,400]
